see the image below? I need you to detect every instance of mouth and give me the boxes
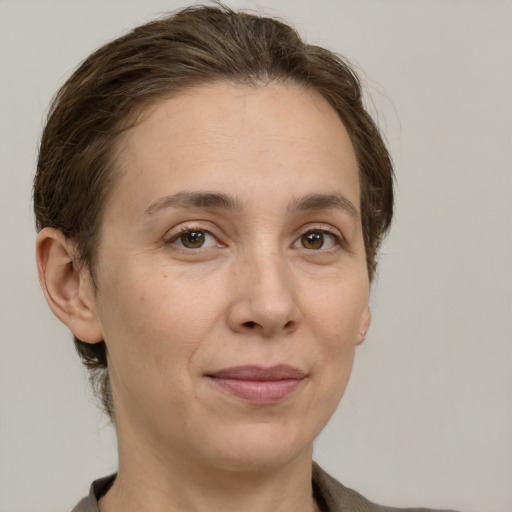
[206,365,306,404]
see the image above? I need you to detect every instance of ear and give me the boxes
[36,227,104,344]
[356,305,371,345]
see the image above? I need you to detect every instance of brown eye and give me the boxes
[301,232,324,250]
[169,228,220,250]
[294,230,339,251]
[177,230,209,249]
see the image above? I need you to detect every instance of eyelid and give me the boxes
[295,224,344,244]
[164,223,225,249]
[164,221,346,251]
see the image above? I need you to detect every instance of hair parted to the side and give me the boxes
[34,4,394,419]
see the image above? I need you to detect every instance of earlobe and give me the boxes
[357,305,371,345]
[36,228,104,344]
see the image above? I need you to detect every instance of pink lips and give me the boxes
[207,365,306,404]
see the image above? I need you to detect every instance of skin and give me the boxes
[37,83,371,512]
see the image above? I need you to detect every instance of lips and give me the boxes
[207,365,306,404]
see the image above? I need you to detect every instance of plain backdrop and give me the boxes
[0,1,510,511]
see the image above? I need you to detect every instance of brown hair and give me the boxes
[34,4,394,418]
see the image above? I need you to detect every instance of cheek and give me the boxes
[304,279,367,388]
[302,298,361,439]
[305,278,368,342]
[98,275,214,427]
[99,271,222,378]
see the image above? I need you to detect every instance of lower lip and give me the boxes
[210,378,304,404]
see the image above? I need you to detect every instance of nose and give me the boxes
[226,248,301,337]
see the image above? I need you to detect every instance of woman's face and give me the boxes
[87,83,370,471]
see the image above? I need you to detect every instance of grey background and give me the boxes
[0,1,510,511]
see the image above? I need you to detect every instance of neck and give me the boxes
[99,425,319,512]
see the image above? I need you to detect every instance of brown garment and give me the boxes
[71,463,459,512]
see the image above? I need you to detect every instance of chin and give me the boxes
[201,422,315,474]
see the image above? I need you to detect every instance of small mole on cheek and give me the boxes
[162,273,168,279]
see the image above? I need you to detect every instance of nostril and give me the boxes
[242,320,295,331]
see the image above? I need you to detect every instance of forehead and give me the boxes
[108,82,360,218]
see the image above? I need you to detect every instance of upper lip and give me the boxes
[208,365,305,381]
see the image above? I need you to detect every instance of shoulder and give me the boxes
[72,467,460,512]
[312,463,460,512]
[70,497,91,512]
[70,474,116,512]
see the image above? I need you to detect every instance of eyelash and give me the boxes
[166,225,222,250]
[165,225,345,252]
[293,227,343,251]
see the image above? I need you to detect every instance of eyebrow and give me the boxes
[291,193,359,218]
[143,191,358,218]
[143,191,243,217]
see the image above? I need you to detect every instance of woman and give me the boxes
[34,5,456,512]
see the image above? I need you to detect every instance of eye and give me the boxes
[169,229,219,249]
[294,230,339,250]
